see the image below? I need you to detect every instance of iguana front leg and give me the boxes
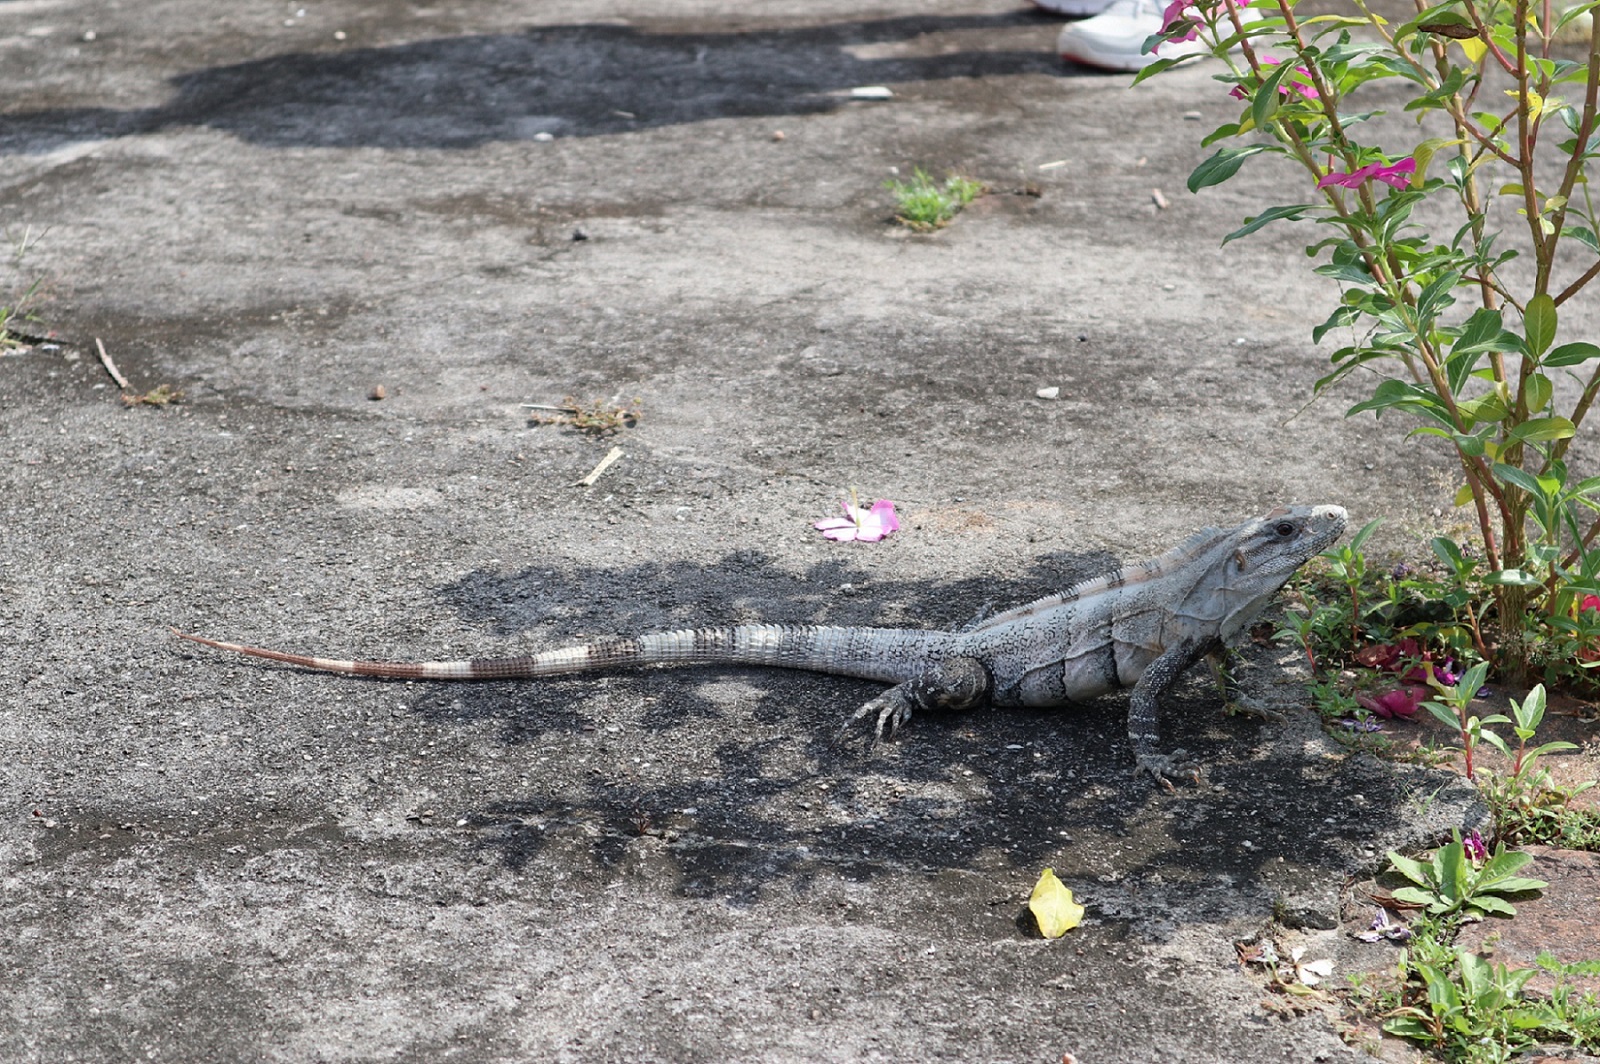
[840,656,992,742]
[1128,638,1216,786]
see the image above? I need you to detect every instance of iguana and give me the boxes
[174,504,1346,783]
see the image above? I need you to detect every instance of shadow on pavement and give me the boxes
[1,12,1082,153]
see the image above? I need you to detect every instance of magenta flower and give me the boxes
[1159,0,1201,44]
[1583,594,1600,614]
[1317,157,1416,191]
[1463,828,1488,863]
[1156,0,1254,51]
[1228,59,1319,101]
[815,499,900,543]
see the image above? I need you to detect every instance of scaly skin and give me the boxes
[175,504,1347,784]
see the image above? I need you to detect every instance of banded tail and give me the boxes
[171,625,954,686]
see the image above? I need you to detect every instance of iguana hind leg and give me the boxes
[839,656,992,742]
[1208,648,1287,723]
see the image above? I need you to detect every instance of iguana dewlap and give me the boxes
[175,504,1347,783]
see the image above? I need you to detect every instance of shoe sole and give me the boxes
[1030,0,1117,16]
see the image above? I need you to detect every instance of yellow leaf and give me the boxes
[1029,868,1085,938]
[1458,37,1487,63]
[1454,482,1476,507]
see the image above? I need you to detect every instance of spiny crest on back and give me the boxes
[969,523,1234,631]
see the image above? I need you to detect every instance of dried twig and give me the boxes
[576,446,624,487]
[94,337,129,389]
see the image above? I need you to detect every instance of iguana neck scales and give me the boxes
[175,504,1347,782]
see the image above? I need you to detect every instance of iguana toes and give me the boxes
[174,504,1346,784]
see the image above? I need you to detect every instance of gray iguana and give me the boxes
[174,503,1346,783]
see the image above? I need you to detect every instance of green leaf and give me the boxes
[1525,292,1558,356]
[1484,568,1544,587]
[1476,848,1535,881]
[1347,379,1452,425]
[1314,261,1376,285]
[1188,146,1267,193]
[1438,842,1468,900]
[1544,341,1600,367]
[1312,304,1360,345]
[1493,461,1554,499]
[1567,225,1600,254]
[1129,55,1190,86]
[1223,204,1314,245]
[1430,536,1465,570]
[1415,270,1460,326]
[1387,851,1436,888]
[1451,307,1506,355]
[1508,416,1574,443]
[1383,1016,1436,1040]
[1524,372,1554,413]
[1347,517,1382,552]
[1251,60,1293,129]
[1470,895,1518,917]
[1390,885,1441,906]
[1425,699,1465,730]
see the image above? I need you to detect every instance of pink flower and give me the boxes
[815,499,900,543]
[1317,157,1415,191]
[1355,685,1426,719]
[1463,828,1488,863]
[1228,59,1319,101]
[1159,0,1201,44]
[1582,594,1600,614]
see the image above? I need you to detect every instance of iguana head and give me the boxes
[1201,504,1347,641]
[1233,504,1348,576]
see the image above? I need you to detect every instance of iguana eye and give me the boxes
[1274,521,1296,537]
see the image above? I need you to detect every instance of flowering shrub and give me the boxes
[1138,0,1600,680]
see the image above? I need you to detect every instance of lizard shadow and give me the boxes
[401,550,1458,933]
[2,11,1080,154]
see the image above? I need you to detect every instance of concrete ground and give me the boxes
[0,0,1567,1060]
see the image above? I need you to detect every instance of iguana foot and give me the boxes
[840,686,916,744]
[1225,694,1287,724]
[835,656,993,746]
[1134,749,1198,790]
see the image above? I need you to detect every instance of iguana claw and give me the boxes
[836,687,915,746]
[1134,749,1197,790]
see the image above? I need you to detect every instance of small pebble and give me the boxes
[771,130,785,141]
[533,131,554,142]
[1036,386,1060,400]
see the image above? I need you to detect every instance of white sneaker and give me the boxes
[1058,0,1249,72]
[1031,0,1118,16]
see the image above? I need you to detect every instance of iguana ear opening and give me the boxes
[1234,548,1249,572]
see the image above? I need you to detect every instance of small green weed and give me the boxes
[121,384,184,408]
[525,396,641,437]
[1387,834,1547,919]
[886,168,985,231]
[1,225,50,351]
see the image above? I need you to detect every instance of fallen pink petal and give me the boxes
[815,499,900,543]
[1355,685,1426,719]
